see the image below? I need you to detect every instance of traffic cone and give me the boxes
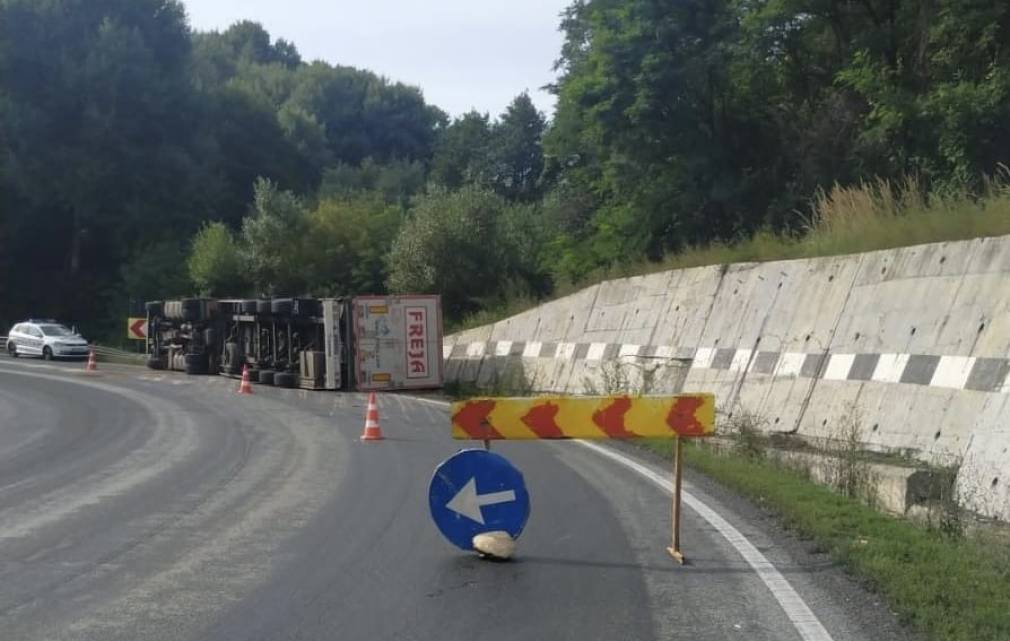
[237,364,253,395]
[360,392,384,441]
[85,348,97,372]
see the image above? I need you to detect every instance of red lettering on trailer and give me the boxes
[405,306,428,378]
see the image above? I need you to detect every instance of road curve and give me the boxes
[0,357,916,641]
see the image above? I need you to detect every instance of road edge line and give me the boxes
[574,440,834,641]
[407,395,833,641]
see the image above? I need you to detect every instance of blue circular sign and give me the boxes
[428,449,531,550]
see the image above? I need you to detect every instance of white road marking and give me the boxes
[410,394,834,641]
[0,368,199,540]
[576,440,834,641]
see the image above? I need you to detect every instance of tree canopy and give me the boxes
[2,0,1009,337]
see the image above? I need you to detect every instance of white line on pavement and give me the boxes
[575,440,833,641]
[415,395,833,641]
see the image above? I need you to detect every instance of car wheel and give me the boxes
[42,346,53,361]
[7,342,18,358]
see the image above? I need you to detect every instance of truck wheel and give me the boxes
[182,298,203,322]
[258,370,276,385]
[146,355,167,370]
[274,372,297,388]
[224,343,244,375]
[184,353,208,375]
[246,368,260,381]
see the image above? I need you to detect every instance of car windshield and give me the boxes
[39,324,74,337]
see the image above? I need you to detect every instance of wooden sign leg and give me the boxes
[667,438,685,564]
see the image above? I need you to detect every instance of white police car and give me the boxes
[5,319,90,360]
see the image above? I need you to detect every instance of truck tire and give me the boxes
[145,301,163,316]
[258,370,276,385]
[240,299,258,314]
[292,298,320,318]
[223,343,244,375]
[146,355,167,370]
[256,299,272,314]
[182,298,203,322]
[271,298,293,315]
[274,371,297,388]
[246,368,260,381]
[184,353,208,375]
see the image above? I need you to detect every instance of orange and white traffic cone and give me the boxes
[360,392,384,441]
[237,364,253,395]
[85,348,97,372]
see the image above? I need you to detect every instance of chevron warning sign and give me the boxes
[451,394,715,440]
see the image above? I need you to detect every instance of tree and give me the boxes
[302,195,401,295]
[429,111,493,189]
[0,0,203,325]
[188,222,248,296]
[488,93,546,202]
[387,187,506,317]
[241,178,308,295]
[386,186,547,318]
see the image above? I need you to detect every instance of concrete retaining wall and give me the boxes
[443,235,1010,520]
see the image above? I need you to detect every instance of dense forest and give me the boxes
[2,0,1010,338]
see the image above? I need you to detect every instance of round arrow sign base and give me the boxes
[428,449,531,551]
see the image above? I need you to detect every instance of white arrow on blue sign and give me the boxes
[428,449,531,550]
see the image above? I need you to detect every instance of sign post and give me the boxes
[668,438,685,563]
[451,393,715,564]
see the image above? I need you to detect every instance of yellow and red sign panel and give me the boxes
[127,317,147,340]
[451,394,715,440]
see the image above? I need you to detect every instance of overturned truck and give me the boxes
[144,295,443,391]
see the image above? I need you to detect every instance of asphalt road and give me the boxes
[0,355,918,641]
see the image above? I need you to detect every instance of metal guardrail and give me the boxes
[91,344,146,363]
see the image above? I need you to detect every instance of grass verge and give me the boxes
[639,439,1010,641]
[453,174,1010,332]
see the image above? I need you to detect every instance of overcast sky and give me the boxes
[182,0,571,120]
